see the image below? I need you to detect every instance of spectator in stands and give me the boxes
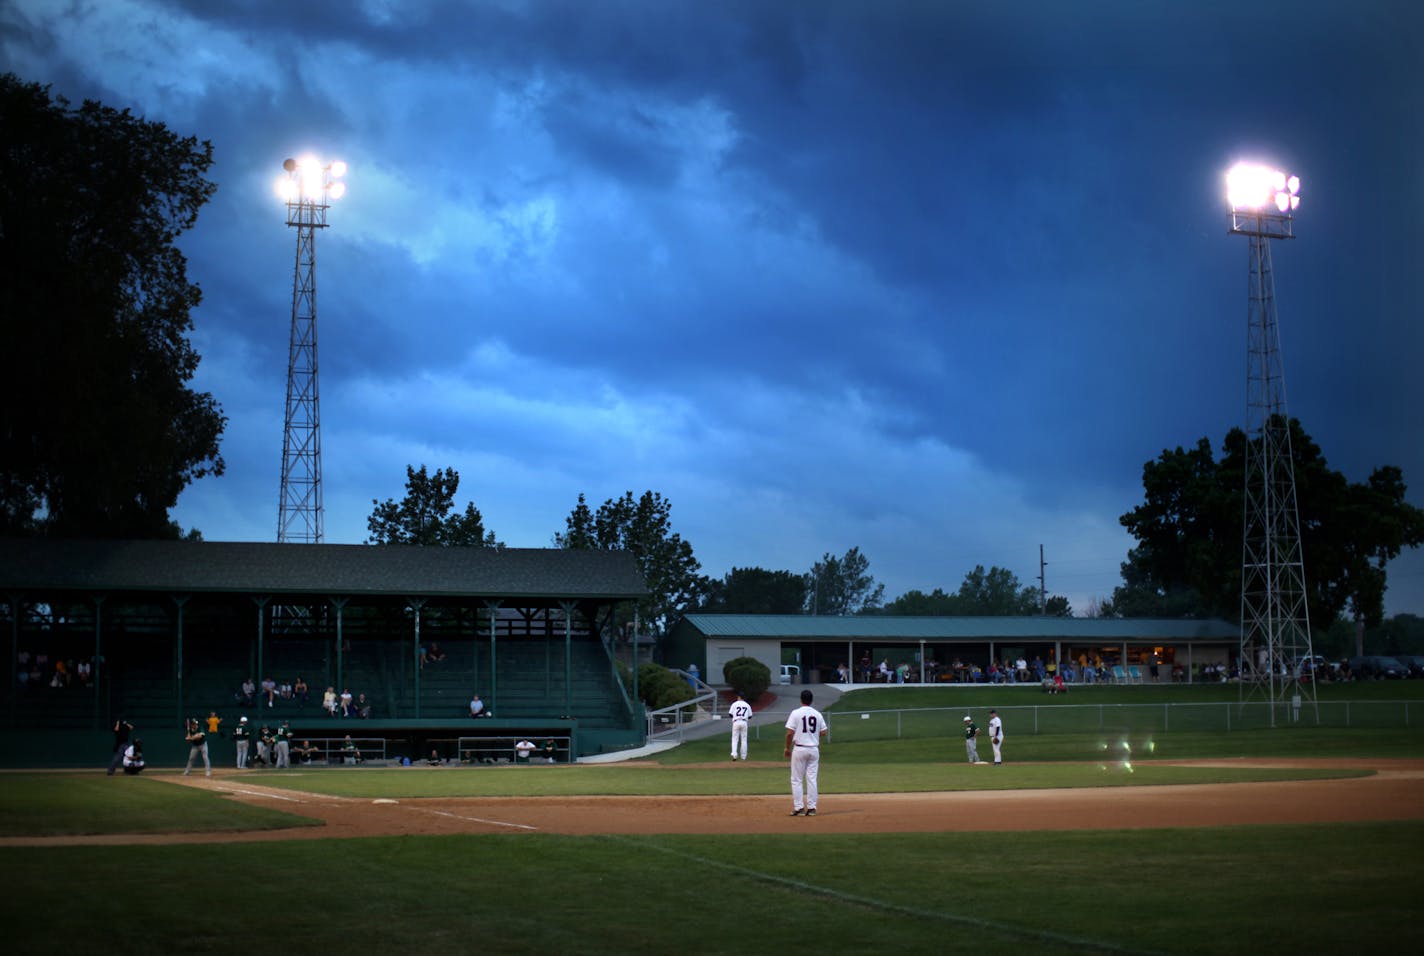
[238,677,256,707]
[17,666,28,692]
[1015,657,1029,683]
[355,693,372,718]
[294,676,309,707]
[514,739,536,763]
[858,652,872,683]
[77,658,93,687]
[339,688,354,717]
[427,642,446,663]
[205,710,222,737]
[322,686,337,716]
[836,662,850,684]
[469,694,489,718]
[51,659,69,687]
[341,735,362,764]
[278,679,293,700]
[418,644,428,667]
[121,739,145,775]
[877,659,892,683]
[542,739,559,763]
[261,676,277,707]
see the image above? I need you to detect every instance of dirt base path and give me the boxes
[10,758,1424,846]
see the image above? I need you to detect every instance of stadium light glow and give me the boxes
[1226,161,1300,213]
[275,156,348,205]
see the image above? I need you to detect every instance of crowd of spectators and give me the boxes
[15,649,98,691]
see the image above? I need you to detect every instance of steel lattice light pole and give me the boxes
[1226,161,1316,725]
[275,156,346,543]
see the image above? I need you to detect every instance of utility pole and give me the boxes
[1038,544,1047,615]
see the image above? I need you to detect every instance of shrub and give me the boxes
[632,663,694,710]
[722,656,770,700]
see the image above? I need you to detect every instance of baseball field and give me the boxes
[3,683,1422,955]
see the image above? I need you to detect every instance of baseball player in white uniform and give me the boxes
[783,689,827,816]
[988,709,1004,765]
[728,692,753,760]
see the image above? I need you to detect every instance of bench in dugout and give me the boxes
[458,735,571,765]
[288,737,387,765]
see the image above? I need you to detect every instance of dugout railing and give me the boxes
[455,734,571,764]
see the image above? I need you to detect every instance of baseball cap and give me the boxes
[963,715,972,722]
[240,716,248,723]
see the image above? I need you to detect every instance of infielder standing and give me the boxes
[728,692,753,761]
[783,689,827,816]
[988,708,1004,765]
[963,714,979,763]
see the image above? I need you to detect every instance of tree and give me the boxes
[950,565,1044,615]
[0,75,225,537]
[805,546,884,615]
[882,568,1069,616]
[699,567,808,614]
[367,465,502,547]
[1115,419,1424,633]
[556,490,705,638]
[882,587,958,615]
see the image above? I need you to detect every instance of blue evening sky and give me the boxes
[3,0,1421,615]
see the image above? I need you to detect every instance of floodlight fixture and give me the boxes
[275,156,348,208]
[1227,161,1299,239]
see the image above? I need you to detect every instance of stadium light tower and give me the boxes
[275,156,346,543]
[1226,161,1316,726]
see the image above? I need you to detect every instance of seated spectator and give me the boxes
[278,680,293,700]
[322,686,337,716]
[121,739,145,775]
[341,735,362,764]
[514,739,536,763]
[261,676,277,707]
[877,659,892,683]
[237,677,256,707]
[836,662,850,684]
[469,694,489,718]
[293,676,309,707]
[418,644,428,668]
[339,688,353,717]
[355,693,372,719]
[77,659,93,687]
[1053,672,1066,693]
[427,642,446,663]
[542,739,559,763]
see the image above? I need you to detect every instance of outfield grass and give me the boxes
[2,710,1421,955]
[3,824,1420,955]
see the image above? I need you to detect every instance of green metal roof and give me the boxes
[0,539,648,601]
[678,614,1238,642]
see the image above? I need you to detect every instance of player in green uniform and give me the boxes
[233,716,252,768]
[183,717,211,776]
[963,715,980,763]
[275,721,292,768]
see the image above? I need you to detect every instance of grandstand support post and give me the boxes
[409,598,425,719]
[331,597,347,694]
[252,596,270,694]
[93,594,106,730]
[561,601,577,718]
[173,595,189,727]
[632,609,640,712]
[7,594,18,724]
[484,599,502,715]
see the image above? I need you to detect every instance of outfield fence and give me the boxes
[727,699,1420,744]
[829,700,1419,742]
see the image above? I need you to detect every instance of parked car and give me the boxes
[1347,655,1407,679]
[778,664,801,685]
[1395,654,1424,678]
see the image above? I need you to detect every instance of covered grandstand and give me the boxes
[0,538,649,767]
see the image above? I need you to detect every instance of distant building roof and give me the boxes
[678,614,1237,642]
[0,539,647,602]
